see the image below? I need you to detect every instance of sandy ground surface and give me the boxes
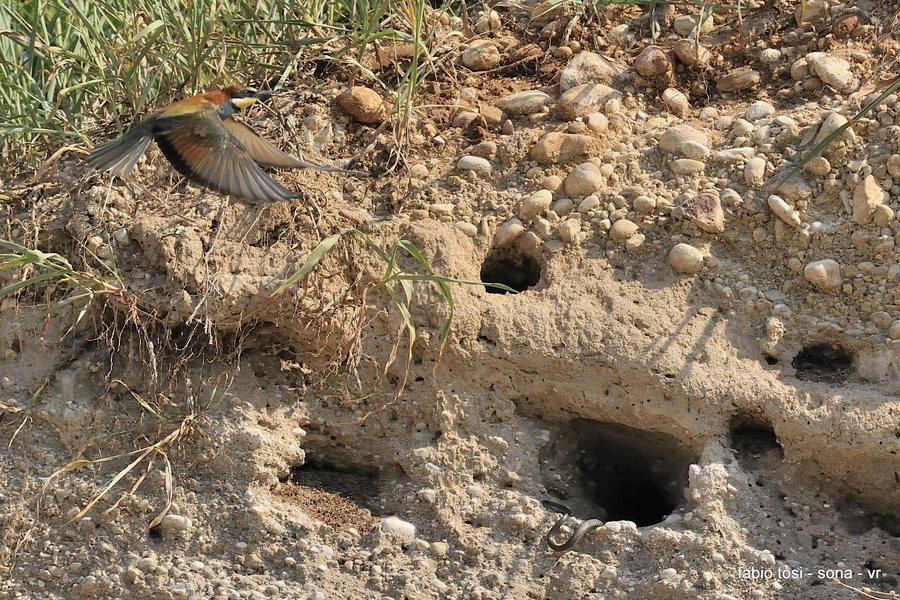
[2,2,899,599]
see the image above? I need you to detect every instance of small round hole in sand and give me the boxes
[480,247,541,294]
[540,420,695,527]
[729,417,783,460]
[792,343,855,383]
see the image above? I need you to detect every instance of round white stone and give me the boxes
[669,243,704,274]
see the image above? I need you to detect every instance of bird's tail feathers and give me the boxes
[87,127,153,177]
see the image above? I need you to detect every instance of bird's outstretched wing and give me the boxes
[152,105,296,202]
[223,117,365,175]
[221,118,306,169]
[87,124,154,177]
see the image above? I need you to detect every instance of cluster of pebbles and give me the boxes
[332,1,900,351]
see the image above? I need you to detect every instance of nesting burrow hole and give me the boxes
[279,455,407,533]
[792,342,855,383]
[729,415,784,484]
[480,246,542,294]
[540,420,696,527]
[837,497,900,537]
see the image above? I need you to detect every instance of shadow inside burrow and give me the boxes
[539,419,697,527]
[279,454,410,534]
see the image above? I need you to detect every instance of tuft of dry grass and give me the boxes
[0,0,459,171]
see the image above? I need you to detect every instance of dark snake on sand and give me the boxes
[542,500,605,552]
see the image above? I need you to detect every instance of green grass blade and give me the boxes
[273,232,344,295]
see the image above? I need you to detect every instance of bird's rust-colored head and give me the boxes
[200,86,272,119]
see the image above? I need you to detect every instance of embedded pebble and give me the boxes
[136,556,158,572]
[461,40,501,71]
[680,141,710,160]
[86,235,104,254]
[777,177,811,202]
[768,195,802,228]
[790,57,810,80]
[889,321,900,340]
[873,205,894,227]
[586,112,609,133]
[564,162,605,197]
[161,514,192,532]
[673,39,711,66]
[660,568,678,580]
[852,175,884,225]
[625,233,645,252]
[760,48,782,64]
[429,203,454,218]
[634,46,671,77]
[336,86,385,124]
[381,516,417,541]
[469,141,498,159]
[552,198,575,217]
[715,147,755,163]
[521,190,553,221]
[680,192,724,233]
[113,228,130,245]
[673,14,712,36]
[805,156,831,177]
[494,219,526,247]
[609,219,638,240]
[634,196,657,213]
[661,88,690,116]
[832,13,860,38]
[670,159,705,175]
[557,83,622,119]
[559,219,581,243]
[807,53,858,93]
[431,541,449,557]
[887,154,900,178]
[744,101,774,121]
[474,9,501,33]
[669,243,704,274]
[560,51,622,90]
[744,157,767,187]
[608,24,635,48]
[530,133,598,163]
[542,175,563,192]
[717,69,760,92]
[658,125,709,155]
[247,502,270,516]
[732,119,753,136]
[814,111,855,145]
[452,110,479,129]
[497,90,553,115]
[804,259,841,291]
[457,155,492,177]
[795,0,828,23]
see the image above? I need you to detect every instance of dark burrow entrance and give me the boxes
[480,246,542,294]
[729,417,783,457]
[540,420,696,527]
[279,456,407,533]
[792,342,855,383]
[729,416,784,486]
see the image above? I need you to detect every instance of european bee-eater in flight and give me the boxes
[88,86,345,203]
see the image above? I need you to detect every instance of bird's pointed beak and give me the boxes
[232,96,259,110]
[252,90,274,102]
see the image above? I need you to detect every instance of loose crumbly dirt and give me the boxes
[1,2,899,600]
